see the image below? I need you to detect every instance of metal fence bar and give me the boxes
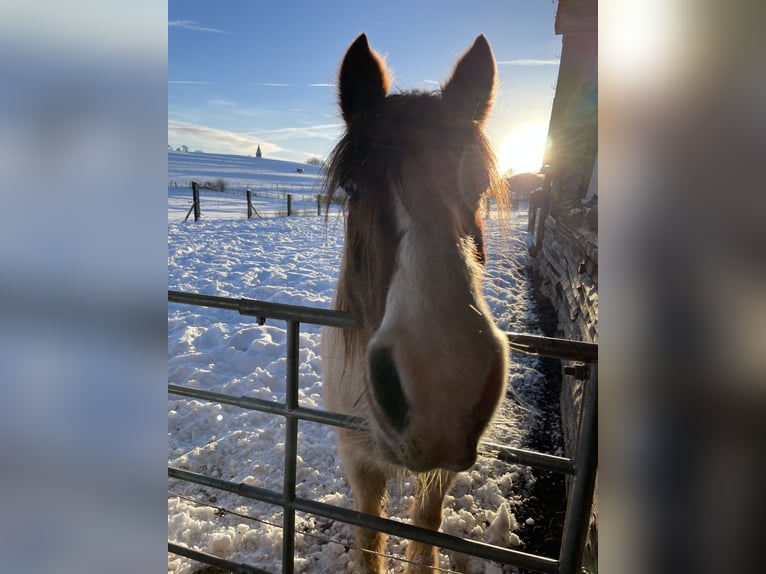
[296,497,560,573]
[167,383,365,430]
[169,467,283,506]
[557,368,598,574]
[168,384,575,475]
[483,441,576,475]
[168,290,597,362]
[167,467,560,573]
[507,331,598,363]
[169,542,271,574]
[168,290,356,329]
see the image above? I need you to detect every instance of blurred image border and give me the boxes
[0,1,763,573]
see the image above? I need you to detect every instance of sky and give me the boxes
[169,0,562,174]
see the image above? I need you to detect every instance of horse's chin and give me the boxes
[402,454,477,474]
[372,427,477,473]
[371,429,405,467]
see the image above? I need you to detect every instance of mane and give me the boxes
[323,90,509,359]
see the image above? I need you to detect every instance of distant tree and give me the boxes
[256,145,262,158]
[200,178,227,192]
[168,144,173,151]
[306,157,324,167]
[179,144,189,152]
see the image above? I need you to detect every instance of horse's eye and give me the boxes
[343,179,359,196]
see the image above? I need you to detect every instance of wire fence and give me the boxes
[169,184,334,221]
[167,290,597,573]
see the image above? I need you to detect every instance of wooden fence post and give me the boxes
[316,194,321,216]
[287,194,292,216]
[247,189,253,219]
[535,179,551,250]
[528,189,538,232]
[193,181,201,221]
[185,181,201,221]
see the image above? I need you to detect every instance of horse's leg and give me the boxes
[405,469,456,573]
[344,448,389,573]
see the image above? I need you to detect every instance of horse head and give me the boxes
[326,34,509,473]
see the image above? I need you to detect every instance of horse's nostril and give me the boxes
[368,347,409,431]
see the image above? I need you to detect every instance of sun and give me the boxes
[497,122,550,175]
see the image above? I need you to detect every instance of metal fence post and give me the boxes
[282,320,300,574]
[558,366,598,573]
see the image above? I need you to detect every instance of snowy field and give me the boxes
[168,152,559,573]
[168,151,330,220]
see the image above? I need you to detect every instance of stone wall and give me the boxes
[532,209,598,572]
[535,213,598,343]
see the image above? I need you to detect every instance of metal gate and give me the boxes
[168,290,597,573]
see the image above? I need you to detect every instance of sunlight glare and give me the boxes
[497,123,550,175]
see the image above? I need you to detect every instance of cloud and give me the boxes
[246,123,343,141]
[307,83,335,88]
[168,120,285,156]
[207,98,236,107]
[423,80,441,86]
[496,59,560,66]
[168,119,343,161]
[168,20,229,34]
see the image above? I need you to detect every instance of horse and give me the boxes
[320,33,511,573]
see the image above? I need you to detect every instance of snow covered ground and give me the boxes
[167,152,559,573]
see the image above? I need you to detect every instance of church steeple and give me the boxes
[256,145,262,158]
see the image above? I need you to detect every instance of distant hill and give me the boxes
[168,151,324,192]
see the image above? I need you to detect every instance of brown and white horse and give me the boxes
[321,34,510,573]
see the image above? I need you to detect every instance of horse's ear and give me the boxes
[442,35,496,125]
[339,33,391,123]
